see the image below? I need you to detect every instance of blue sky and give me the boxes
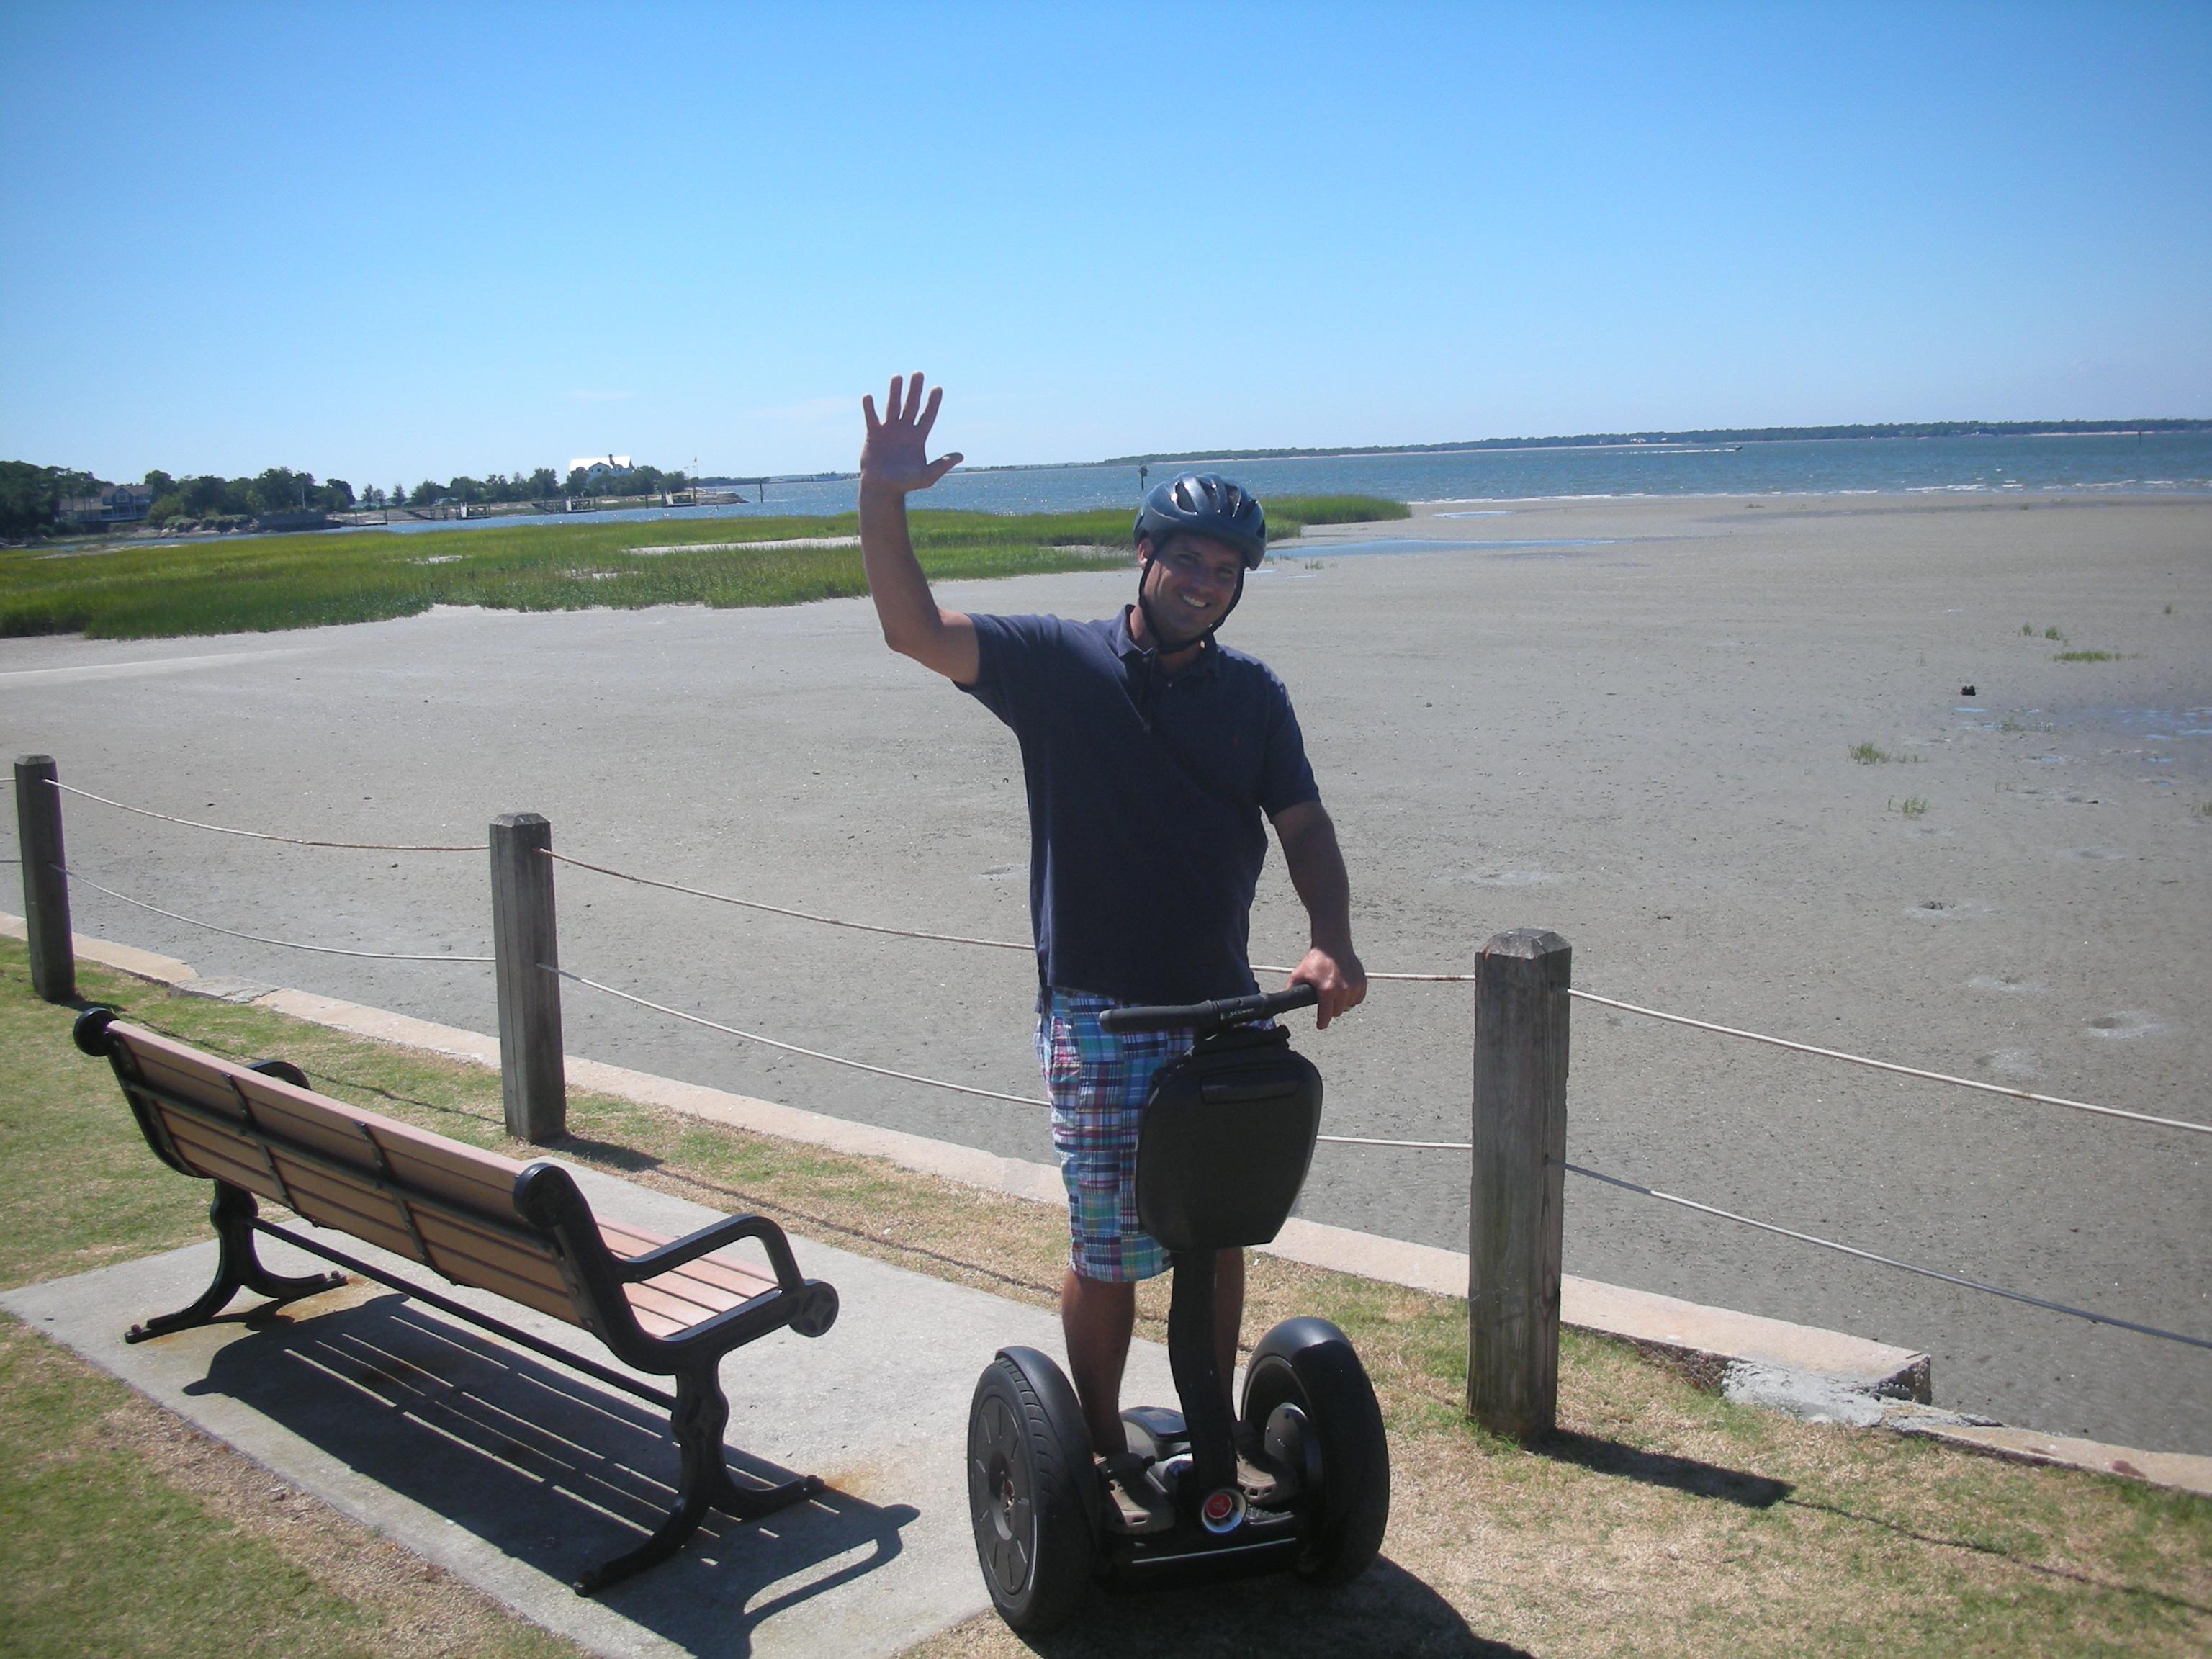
[3,1,2206,486]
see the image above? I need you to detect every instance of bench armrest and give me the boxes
[613,1212,804,1291]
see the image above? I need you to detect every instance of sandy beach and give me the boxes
[2,492,2205,1454]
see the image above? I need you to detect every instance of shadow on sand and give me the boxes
[184,1290,914,1656]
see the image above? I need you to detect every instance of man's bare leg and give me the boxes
[1066,1250,1245,1455]
[1063,1269,1136,1455]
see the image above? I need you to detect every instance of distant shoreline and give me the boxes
[1075,418,2212,472]
[677,422,2212,482]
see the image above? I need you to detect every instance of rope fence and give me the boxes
[545,850,1031,951]
[549,845,1490,981]
[543,843,2208,1136]
[1564,987,2207,1136]
[551,960,1437,1147]
[18,773,2202,1141]
[1564,1161,2212,1353]
[51,780,487,853]
[22,775,2208,1140]
[552,964,1053,1106]
[58,866,494,964]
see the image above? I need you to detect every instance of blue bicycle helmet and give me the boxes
[1133,473,1267,568]
[1131,473,1267,647]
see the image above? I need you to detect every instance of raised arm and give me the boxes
[1270,799,1367,1029]
[858,372,979,684]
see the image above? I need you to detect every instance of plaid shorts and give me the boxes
[1035,988,1196,1284]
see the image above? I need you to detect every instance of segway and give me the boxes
[966,984,1389,1631]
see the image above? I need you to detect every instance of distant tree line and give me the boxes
[559,463,691,499]
[144,468,357,522]
[0,462,101,539]
[1,457,696,538]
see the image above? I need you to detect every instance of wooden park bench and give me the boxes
[72,1006,840,1594]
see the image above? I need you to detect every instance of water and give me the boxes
[343,430,2211,536]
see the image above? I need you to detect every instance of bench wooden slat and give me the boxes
[125,1044,252,1120]
[599,1219,781,1303]
[649,1251,780,1303]
[372,1137,526,1216]
[408,1210,583,1326]
[125,1027,528,1220]
[596,1219,781,1331]
[628,1303,688,1340]
[597,1218,665,1258]
[264,1160,427,1262]
[625,1277,744,1329]
[590,1224,774,1334]
[157,1113,289,1198]
[254,1094,524,1214]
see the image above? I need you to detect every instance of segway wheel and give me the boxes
[967,1352,1097,1631]
[1241,1317,1390,1584]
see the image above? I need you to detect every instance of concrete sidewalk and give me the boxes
[1,1161,1173,1659]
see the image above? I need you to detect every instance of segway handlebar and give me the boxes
[1097,982,1319,1037]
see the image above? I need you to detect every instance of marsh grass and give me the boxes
[4,941,2206,1657]
[2055,649,2121,662]
[1851,742,1922,765]
[0,495,1404,640]
[1894,796,1930,818]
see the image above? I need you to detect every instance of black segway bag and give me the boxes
[1135,1025,1323,1254]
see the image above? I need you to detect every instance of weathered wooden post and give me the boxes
[14,755,76,1003]
[1467,927,1571,1439]
[490,812,565,1143]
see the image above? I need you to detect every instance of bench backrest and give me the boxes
[102,1020,590,1328]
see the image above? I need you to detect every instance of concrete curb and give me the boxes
[17,913,2208,1499]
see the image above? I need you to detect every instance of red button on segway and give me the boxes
[1203,1492,1236,1524]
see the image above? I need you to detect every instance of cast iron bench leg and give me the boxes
[127,1182,346,1344]
[575,1360,824,1595]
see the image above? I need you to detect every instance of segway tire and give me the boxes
[967,1350,1097,1631]
[1242,1317,1390,1584]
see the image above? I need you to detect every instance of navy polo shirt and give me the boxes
[960,607,1321,1005]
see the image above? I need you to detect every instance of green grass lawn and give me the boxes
[0,495,1408,639]
[1,939,2206,1657]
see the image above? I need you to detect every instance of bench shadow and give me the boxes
[1537,1429,1793,1509]
[1012,1556,1531,1657]
[183,1291,914,1655]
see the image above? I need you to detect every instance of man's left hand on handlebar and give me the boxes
[1289,946,1367,1030]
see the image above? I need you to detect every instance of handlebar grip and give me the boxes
[1097,982,1319,1035]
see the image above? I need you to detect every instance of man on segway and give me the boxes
[855,372,1367,1534]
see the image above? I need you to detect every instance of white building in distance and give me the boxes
[565,454,635,481]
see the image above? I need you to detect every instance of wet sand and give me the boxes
[3,492,2206,1451]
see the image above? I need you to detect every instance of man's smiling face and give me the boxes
[1138,532,1246,647]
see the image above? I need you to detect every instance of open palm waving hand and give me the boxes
[860,372,964,498]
